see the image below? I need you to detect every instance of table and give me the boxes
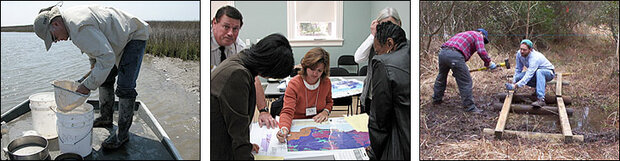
[250,115,370,160]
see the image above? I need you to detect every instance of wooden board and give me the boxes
[557,97,574,142]
[556,74,563,97]
[491,103,574,116]
[548,80,570,86]
[494,90,514,139]
[483,128,583,142]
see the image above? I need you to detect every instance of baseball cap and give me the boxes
[33,6,62,51]
[476,28,489,44]
[520,39,533,49]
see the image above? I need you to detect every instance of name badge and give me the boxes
[306,106,317,116]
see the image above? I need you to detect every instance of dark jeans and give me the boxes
[432,48,475,108]
[100,40,146,99]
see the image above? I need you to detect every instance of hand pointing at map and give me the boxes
[276,127,289,143]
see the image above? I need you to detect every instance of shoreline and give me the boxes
[144,54,200,96]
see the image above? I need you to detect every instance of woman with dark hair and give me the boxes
[275,47,333,143]
[367,21,410,160]
[211,33,294,160]
[355,7,403,114]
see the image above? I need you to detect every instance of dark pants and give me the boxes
[432,49,475,108]
[100,40,146,99]
[98,40,145,126]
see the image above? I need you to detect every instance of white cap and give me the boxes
[33,6,62,51]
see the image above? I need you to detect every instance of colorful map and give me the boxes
[330,78,364,98]
[331,79,363,93]
[287,118,370,152]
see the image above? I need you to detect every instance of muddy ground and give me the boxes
[138,54,200,159]
[147,54,200,96]
[419,27,619,159]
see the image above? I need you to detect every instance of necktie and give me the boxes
[219,46,227,63]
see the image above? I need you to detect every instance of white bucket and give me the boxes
[56,103,94,157]
[29,92,58,139]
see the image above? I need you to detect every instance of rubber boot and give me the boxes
[102,98,134,149]
[93,86,114,128]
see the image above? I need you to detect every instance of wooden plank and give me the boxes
[494,90,514,139]
[556,73,563,97]
[547,80,570,86]
[491,103,574,116]
[496,93,573,105]
[483,128,583,142]
[557,97,574,142]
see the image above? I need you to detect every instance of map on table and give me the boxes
[330,77,364,98]
[331,78,363,92]
[287,118,370,152]
[277,77,364,98]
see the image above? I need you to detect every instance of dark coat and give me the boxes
[210,52,257,160]
[360,46,377,113]
[368,42,411,160]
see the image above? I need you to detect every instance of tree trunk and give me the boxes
[425,2,455,54]
[526,1,531,39]
[495,93,572,105]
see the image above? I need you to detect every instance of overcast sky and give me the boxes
[1,1,200,27]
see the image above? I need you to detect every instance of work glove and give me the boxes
[505,83,516,91]
[488,62,497,70]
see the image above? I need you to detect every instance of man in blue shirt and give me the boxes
[506,39,555,107]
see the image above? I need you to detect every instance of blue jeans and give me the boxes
[101,40,146,99]
[514,69,555,99]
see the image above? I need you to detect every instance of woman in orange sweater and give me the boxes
[276,47,333,143]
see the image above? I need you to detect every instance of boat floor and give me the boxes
[1,110,175,160]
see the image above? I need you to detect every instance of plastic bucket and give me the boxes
[56,103,93,157]
[29,92,58,139]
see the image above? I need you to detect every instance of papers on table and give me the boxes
[284,148,369,160]
[255,155,284,160]
[250,117,287,157]
[333,147,370,160]
[344,113,369,132]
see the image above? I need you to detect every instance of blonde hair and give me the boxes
[299,47,330,80]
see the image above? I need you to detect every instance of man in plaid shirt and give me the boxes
[432,28,497,113]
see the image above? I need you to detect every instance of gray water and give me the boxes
[1,32,199,159]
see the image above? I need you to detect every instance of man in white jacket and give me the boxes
[354,7,402,113]
[34,5,151,149]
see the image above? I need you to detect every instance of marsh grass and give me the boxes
[145,21,200,61]
[2,21,201,61]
